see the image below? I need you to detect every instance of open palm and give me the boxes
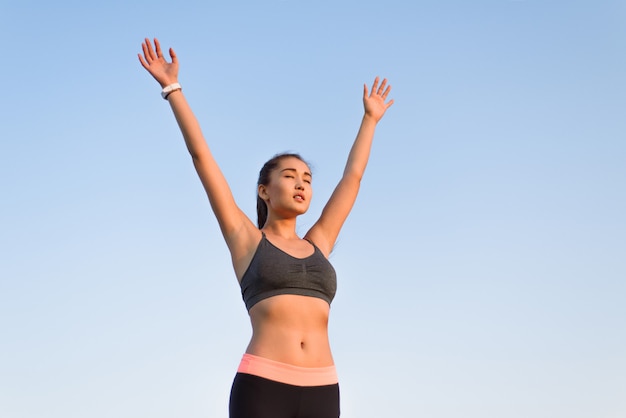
[138,38,179,88]
[363,77,394,122]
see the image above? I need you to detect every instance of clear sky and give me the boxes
[1,0,625,417]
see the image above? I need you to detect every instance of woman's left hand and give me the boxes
[138,38,179,88]
[363,77,394,122]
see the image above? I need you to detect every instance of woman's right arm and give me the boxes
[138,38,258,255]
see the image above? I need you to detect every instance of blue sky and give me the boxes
[1,1,625,417]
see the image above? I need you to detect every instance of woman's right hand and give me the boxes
[138,38,179,88]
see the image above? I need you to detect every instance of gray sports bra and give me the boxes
[239,233,337,311]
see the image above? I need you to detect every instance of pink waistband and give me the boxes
[237,353,338,387]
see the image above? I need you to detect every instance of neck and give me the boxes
[262,218,299,239]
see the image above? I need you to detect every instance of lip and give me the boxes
[293,193,305,202]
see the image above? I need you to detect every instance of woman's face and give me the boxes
[259,156,313,218]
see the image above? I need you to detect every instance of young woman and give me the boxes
[138,38,393,418]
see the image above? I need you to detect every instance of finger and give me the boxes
[154,38,164,58]
[370,77,379,97]
[141,41,152,63]
[138,53,149,69]
[144,37,156,60]
[363,83,369,99]
[377,78,387,96]
[382,84,392,100]
[386,99,395,109]
[141,39,152,61]
[169,47,178,64]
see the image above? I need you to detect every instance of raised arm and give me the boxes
[138,38,258,256]
[306,77,394,256]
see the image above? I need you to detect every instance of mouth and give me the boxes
[294,193,305,202]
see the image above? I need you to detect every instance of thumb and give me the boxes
[169,48,178,64]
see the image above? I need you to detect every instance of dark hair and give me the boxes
[256,153,309,229]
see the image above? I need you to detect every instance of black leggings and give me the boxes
[229,372,340,418]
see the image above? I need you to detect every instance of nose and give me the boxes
[295,181,304,190]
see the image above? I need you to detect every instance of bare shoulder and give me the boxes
[304,226,333,259]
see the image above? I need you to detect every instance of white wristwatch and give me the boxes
[161,83,182,100]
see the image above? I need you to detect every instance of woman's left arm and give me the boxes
[306,77,394,256]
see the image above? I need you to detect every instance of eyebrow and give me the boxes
[280,168,312,178]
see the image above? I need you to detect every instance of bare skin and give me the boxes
[138,38,393,368]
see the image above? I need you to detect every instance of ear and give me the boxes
[258,184,269,201]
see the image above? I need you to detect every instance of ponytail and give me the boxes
[256,195,268,229]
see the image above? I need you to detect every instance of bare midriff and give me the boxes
[245,294,334,368]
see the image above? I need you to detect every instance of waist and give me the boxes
[237,353,338,386]
[246,295,334,366]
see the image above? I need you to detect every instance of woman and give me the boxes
[138,38,393,418]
